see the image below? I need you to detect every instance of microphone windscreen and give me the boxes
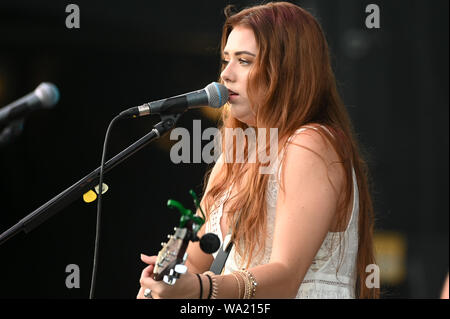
[35,82,60,108]
[205,82,229,108]
[200,232,221,254]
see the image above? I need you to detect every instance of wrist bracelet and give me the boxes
[202,271,218,299]
[231,272,243,299]
[235,269,257,299]
[195,273,203,299]
[204,273,213,299]
[234,271,250,299]
[243,269,257,299]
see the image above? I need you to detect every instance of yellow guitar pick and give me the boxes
[83,190,97,203]
[82,183,109,203]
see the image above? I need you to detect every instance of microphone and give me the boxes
[199,233,221,254]
[120,82,228,118]
[0,82,60,127]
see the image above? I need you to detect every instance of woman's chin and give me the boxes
[229,104,255,126]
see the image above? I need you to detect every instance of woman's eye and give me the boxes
[221,58,252,66]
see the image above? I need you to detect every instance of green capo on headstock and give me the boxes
[167,189,206,233]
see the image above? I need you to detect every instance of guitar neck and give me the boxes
[153,221,194,282]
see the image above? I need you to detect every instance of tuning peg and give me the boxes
[175,264,187,275]
[163,275,176,285]
[164,269,178,285]
[161,242,166,247]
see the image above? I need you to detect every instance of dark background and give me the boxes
[0,0,447,299]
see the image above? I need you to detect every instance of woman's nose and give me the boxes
[221,63,235,83]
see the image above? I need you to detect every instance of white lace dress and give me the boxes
[205,127,359,299]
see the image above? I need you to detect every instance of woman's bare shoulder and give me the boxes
[287,124,339,164]
[282,124,346,196]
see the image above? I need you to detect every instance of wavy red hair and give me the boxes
[202,2,378,298]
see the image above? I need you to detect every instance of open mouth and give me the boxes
[228,89,239,97]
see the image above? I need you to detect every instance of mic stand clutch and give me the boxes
[0,113,181,246]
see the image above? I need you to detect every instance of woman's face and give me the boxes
[221,26,258,126]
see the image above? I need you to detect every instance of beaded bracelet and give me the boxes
[243,269,257,298]
[234,271,250,299]
[202,271,218,299]
[235,269,257,299]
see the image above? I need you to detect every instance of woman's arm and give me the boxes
[213,128,344,298]
[139,129,344,299]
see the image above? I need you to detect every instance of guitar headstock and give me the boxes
[152,190,205,285]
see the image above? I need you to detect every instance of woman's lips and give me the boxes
[228,89,239,101]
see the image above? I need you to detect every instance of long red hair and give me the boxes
[202,2,378,298]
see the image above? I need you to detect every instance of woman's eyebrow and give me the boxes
[223,50,256,57]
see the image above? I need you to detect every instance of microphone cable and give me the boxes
[89,114,122,299]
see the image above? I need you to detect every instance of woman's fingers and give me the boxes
[138,254,163,299]
[136,287,145,299]
[140,253,157,265]
[140,264,154,281]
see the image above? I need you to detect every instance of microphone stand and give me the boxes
[0,113,181,246]
[0,119,24,148]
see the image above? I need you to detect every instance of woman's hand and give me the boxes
[137,253,199,299]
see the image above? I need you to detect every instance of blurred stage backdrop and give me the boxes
[0,0,447,298]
